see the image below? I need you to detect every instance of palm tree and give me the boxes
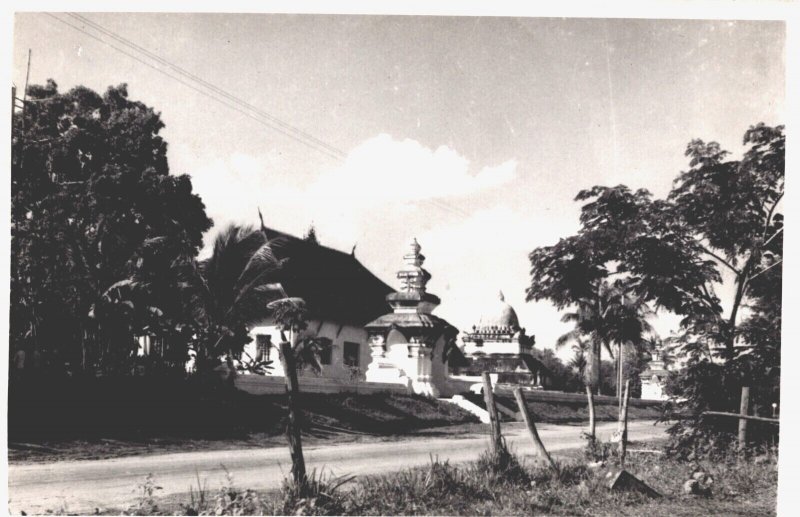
[186,223,287,372]
[556,281,654,440]
[188,219,327,492]
[566,338,590,381]
[557,281,654,396]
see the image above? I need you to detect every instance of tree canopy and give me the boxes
[527,123,784,362]
[11,81,212,372]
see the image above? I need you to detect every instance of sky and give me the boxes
[11,13,786,358]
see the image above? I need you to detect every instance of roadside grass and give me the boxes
[86,443,776,516]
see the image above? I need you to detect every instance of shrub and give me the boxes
[661,357,779,460]
[271,468,351,516]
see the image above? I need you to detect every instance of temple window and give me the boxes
[256,334,272,362]
[317,338,332,365]
[343,341,360,367]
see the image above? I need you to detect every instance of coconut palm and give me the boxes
[566,338,590,380]
[185,223,288,371]
[556,281,654,396]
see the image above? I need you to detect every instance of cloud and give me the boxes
[308,134,516,205]
[190,135,518,253]
[416,206,578,356]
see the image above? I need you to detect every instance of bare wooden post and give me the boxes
[585,385,596,440]
[481,372,503,458]
[738,386,751,451]
[280,339,307,488]
[514,388,558,472]
[618,379,631,467]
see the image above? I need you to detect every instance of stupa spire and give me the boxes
[397,237,431,294]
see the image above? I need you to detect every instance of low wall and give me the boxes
[235,374,408,396]
[494,386,665,408]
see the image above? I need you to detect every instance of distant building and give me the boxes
[640,343,671,400]
[453,291,550,389]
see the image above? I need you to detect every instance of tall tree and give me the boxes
[529,124,783,365]
[11,81,212,373]
[549,280,652,395]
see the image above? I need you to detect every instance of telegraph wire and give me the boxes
[44,13,343,161]
[43,13,473,220]
[66,12,347,161]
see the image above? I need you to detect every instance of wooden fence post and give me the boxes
[618,379,631,467]
[738,386,750,451]
[482,372,504,458]
[514,388,558,472]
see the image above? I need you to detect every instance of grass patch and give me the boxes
[99,446,776,516]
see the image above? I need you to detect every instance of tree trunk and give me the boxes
[725,273,748,359]
[280,340,307,488]
[587,339,601,396]
[586,385,596,441]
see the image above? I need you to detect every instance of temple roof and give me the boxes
[261,226,394,325]
[474,291,520,332]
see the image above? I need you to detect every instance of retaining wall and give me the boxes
[235,374,407,396]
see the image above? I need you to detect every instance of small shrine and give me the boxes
[640,343,670,400]
[454,291,549,389]
[364,238,458,397]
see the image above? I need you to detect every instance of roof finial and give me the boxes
[498,290,505,302]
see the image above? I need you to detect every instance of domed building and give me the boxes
[455,291,550,388]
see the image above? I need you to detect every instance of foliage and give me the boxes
[272,469,352,516]
[11,81,211,374]
[556,281,652,390]
[527,123,783,452]
[126,474,163,515]
[186,224,286,371]
[661,356,779,460]
[177,469,264,516]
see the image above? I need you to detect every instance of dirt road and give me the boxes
[8,420,667,514]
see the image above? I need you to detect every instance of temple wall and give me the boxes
[243,318,371,381]
[235,374,407,395]
[462,339,522,356]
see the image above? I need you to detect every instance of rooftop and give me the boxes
[261,226,394,325]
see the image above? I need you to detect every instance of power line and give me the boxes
[44,13,342,161]
[66,12,347,161]
[43,13,472,219]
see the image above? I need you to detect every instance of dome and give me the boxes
[476,291,520,331]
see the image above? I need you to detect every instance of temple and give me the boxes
[234,231,547,398]
[640,342,670,400]
[453,291,550,389]
[364,238,459,397]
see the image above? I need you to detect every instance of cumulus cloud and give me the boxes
[307,133,516,204]
[190,134,518,252]
[417,206,578,355]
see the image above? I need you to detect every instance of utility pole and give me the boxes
[21,49,31,129]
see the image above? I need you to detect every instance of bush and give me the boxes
[270,469,351,516]
[661,357,779,460]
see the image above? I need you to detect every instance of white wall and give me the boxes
[243,318,371,381]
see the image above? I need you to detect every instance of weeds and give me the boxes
[272,468,352,516]
[125,474,162,516]
[85,446,777,516]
